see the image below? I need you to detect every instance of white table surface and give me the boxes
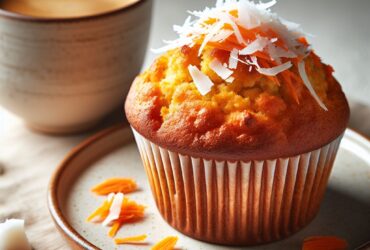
[0,1,369,249]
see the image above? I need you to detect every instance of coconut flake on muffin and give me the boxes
[153,0,327,110]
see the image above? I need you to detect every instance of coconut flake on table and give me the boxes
[102,193,124,227]
[188,65,214,95]
[0,219,32,250]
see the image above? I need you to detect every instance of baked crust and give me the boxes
[125,47,349,161]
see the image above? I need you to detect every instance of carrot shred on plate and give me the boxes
[87,194,146,237]
[114,234,148,245]
[302,236,348,250]
[86,197,114,222]
[151,236,179,250]
[108,221,122,238]
[91,178,137,195]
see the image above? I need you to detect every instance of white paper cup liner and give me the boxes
[132,128,343,246]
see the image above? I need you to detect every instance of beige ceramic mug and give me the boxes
[0,0,152,134]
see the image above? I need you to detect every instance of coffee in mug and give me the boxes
[0,0,138,18]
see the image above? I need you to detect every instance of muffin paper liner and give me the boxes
[132,128,343,245]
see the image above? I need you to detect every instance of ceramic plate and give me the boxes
[48,125,370,250]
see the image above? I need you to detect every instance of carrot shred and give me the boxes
[91,178,137,195]
[264,28,289,49]
[252,51,271,61]
[204,17,217,25]
[86,198,113,222]
[108,221,121,237]
[87,194,146,237]
[207,40,243,52]
[229,9,239,18]
[239,25,260,41]
[297,36,309,46]
[325,64,334,75]
[302,236,348,250]
[151,236,179,250]
[281,71,300,104]
[114,234,148,245]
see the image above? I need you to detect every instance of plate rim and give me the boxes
[47,126,370,250]
[48,124,127,250]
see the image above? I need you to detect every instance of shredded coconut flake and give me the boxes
[102,193,124,227]
[173,16,193,34]
[216,0,224,8]
[230,55,248,66]
[237,2,261,29]
[152,0,327,110]
[188,65,214,95]
[198,21,225,56]
[210,29,233,42]
[247,55,260,68]
[226,76,235,83]
[298,60,328,111]
[239,36,270,55]
[257,0,277,10]
[268,43,296,62]
[210,59,234,80]
[151,37,193,54]
[229,48,239,69]
[218,12,246,45]
[280,18,300,31]
[256,61,292,76]
[107,193,115,202]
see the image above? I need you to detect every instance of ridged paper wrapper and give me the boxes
[132,128,343,246]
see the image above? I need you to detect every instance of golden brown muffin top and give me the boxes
[125,1,349,160]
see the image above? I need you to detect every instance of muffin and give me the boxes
[125,0,349,246]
